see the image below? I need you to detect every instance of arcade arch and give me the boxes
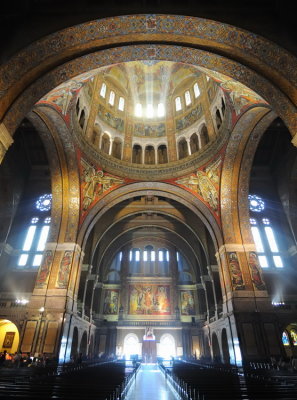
[0,320,19,355]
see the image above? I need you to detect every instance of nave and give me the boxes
[1,358,297,400]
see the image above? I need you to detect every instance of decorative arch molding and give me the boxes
[28,106,81,243]
[1,14,297,144]
[89,207,211,265]
[96,224,203,280]
[220,106,276,244]
[77,182,223,251]
[238,111,279,245]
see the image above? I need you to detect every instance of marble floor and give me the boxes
[126,363,177,400]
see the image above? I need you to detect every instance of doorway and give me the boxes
[142,339,157,363]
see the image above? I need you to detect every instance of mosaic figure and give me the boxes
[228,252,245,290]
[180,290,196,315]
[248,251,266,291]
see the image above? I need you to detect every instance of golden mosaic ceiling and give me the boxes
[39,60,267,180]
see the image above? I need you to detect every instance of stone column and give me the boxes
[197,75,216,140]
[186,138,191,156]
[85,76,102,141]
[109,138,114,155]
[122,102,134,162]
[22,242,84,359]
[165,99,177,162]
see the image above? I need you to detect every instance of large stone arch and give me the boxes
[78,182,222,251]
[1,14,297,152]
[26,107,81,296]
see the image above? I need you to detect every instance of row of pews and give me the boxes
[0,360,135,400]
[161,360,297,399]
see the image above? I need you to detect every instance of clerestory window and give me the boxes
[17,194,52,268]
[249,194,283,268]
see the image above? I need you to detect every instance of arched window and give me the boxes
[221,97,226,115]
[282,331,290,346]
[100,82,107,98]
[146,104,154,118]
[132,144,142,164]
[178,138,188,159]
[143,245,154,275]
[101,133,111,154]
[185,90,191,106]
[157,145,168,164]
[108,90,115,106]
[200,124,209,147]
[111,137,122,159]
[157,248,169,276]
[190,133,199,154]
[193,82,200,98]
[157,103,165,118]
[18,194,52,268]
[135,103,142,117]
[118,97,125,111]
[129,248,141,275]
[175,97,182,112]
[76,98,80,115]
[215,109,222,129]
[144,145,155,165]
[79,109,86,129]
[290,329,297,346]
[249,194,283,268]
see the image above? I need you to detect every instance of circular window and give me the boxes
[248,194,265,212]
[36,194,52,212]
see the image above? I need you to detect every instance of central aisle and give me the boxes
[126,364,177,400]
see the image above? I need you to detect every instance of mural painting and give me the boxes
[134,122,166,137]
[38,71,96,114]
[175,156,221,215]
[98,104,124,132]
[103,290,119,315]
[129,284,171,315]
[56,250,73,289]
[180,290,196,315]
[227,252,245,290]
[248,251,266,291]
[2,332,15,348]
[35,250,53,288]
[176,104,203,131]
[80,158,124,212]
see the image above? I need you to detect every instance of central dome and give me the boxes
[41,60,234,180]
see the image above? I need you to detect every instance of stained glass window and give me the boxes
[109,90,115,106]
[157,103,165,117]
[135,103,142,117]
[249,194,283,269]
[290,329,297,346]
[175,97,182,112]
[36,194,52,212]
[185,90,191,106]
[118,97,125,111]
[100,83,106,98]
[17,195,51,268]
[282,331,290,346]
[193,83,200,98]
[249,194,265,212]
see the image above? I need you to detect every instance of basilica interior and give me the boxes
[0,2,297,374]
